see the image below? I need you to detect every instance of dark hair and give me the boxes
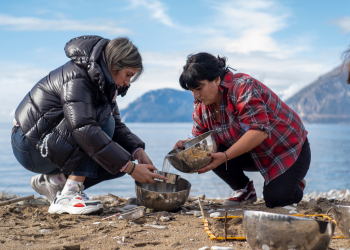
[179,53,229,90]
[341,47,350,84]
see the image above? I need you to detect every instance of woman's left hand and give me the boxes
[134,149,153,165]
[198,152,227,174]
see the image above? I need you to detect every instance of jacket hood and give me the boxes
[65,36,107,67]
[64,36,110,94]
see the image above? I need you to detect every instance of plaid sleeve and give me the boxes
[192,101,208,137]
[232,77,271,138]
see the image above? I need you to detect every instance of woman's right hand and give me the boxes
[173,139,191,149]
[131,164,167,184]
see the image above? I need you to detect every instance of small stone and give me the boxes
[210,212,221,218]
[208,209,215,213]
[289,210,297,214]
[216,208,226,211]
[129,222,136,225]
[160,216,170,222]
[211,246,234,250]
[193,211,202,217]
[170,241,180,247]
[118,216,124,220]
[283,206,296,210]
[186,210,195,215]
[190,238,194,241]
[93,222,101,225]
[198,247,210,250]
[40,229,51,234]
[145,224,168,229]
[127,197,140,205]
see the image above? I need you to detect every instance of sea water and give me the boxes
[1,122,350,198]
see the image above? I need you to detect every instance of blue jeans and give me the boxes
[11,116,126,190]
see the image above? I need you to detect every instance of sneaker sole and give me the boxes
[223,196,257,206]
[48,204,104,215]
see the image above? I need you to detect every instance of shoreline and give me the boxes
[0,191,349,249]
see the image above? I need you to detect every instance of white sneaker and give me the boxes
[48,190,103,215]
[30,174,64,203]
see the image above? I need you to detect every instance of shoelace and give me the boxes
[74,191,89,200]
[229,187,248,198]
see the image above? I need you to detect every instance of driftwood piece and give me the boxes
[198,197,205,220]
[108,193,127,202]
[0,195,34,207]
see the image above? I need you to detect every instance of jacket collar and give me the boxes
[220,70,235,90]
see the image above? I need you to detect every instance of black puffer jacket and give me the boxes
[15,36,145,175]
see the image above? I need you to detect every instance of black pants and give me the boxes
[212,138,311,208]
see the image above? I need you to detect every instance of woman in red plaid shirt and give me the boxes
[174,53,311,208]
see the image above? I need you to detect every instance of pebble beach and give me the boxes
[0,190,349,250]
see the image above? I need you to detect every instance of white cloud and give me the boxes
[0,14,130,35]
[333,16,350,33]
[196,0,309,58]
[0,63,50,122]
[128,0,175,27]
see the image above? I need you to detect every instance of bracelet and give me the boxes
[125,161,133,175]
[224,151,229,170]
[128,162,136,175]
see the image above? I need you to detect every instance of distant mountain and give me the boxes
[285,66,350,123]
[120,67,350,123]
[120,88,194,122]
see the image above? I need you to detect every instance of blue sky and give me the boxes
[1,0,350,122]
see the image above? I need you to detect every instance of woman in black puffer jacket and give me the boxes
[12,35,166,215]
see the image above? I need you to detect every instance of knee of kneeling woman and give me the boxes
[263,187,303,208]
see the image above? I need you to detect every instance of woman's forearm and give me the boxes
[225,130,268,160]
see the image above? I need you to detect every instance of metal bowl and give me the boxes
[153,170,181,184]
[121,206,145,220]
[135,178,191,212]
[332,203,350,238]
[243,210,335,250]
[166,130,217,173]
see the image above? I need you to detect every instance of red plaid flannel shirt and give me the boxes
[192,71,308,184]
